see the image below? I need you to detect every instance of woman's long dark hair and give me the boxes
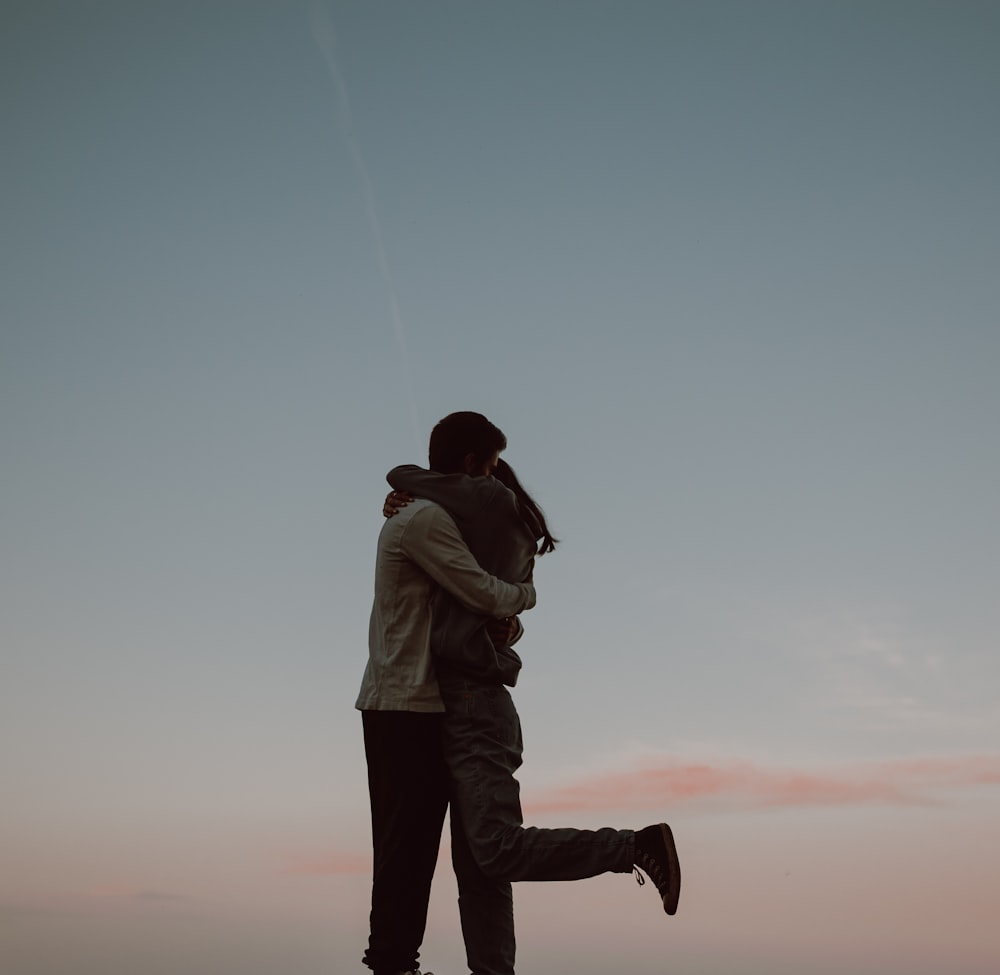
[493,458,558,555]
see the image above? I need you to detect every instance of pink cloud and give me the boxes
[279,851,371,876]
[523,753,1000,815]
[83,884,136,899]
[281,756,1000,877]
[81,885,187,902]
[282,842,462,877]
[881,754,1000,787]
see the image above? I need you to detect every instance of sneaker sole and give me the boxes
[659,823,681,915]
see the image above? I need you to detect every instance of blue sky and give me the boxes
[2,2,999,973]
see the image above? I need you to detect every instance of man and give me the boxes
[357,416,534,975]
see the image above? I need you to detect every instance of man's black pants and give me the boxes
[362,710,449,975]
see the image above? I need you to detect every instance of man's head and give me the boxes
[428,412,506,476]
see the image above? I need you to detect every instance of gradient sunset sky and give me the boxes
[2,2,999,973]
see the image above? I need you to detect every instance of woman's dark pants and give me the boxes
[440,677,635,975]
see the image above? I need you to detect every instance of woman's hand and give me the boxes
[382,490,415,518]
[486,616,519,648]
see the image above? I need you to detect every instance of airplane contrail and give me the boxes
[308,3,421,451]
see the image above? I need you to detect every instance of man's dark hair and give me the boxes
[428,412,507,474]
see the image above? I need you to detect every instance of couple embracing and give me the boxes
[356,411,681,975]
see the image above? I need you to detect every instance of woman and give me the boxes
[388,458,548,687]
[386,451,679,975]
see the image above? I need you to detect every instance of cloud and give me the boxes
[0,888,195,921]
[279,851,370,876]
[0,901,68,919]
[522,753,1000,815]
[279,757,1000,878]
[281,842,460,877]
[81,886,192,904]
[131,890,188,902]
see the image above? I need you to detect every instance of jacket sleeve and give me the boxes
[388,465,494,521]
[508,616,525,647]
[401,505,536,617]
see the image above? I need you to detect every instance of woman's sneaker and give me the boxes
[634,823,681,915]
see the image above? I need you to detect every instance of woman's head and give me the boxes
[428,412,557,554]
[493,458,558,556]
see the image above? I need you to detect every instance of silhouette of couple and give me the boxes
[357,412,680,975]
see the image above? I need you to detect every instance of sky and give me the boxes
[2,1,998,973]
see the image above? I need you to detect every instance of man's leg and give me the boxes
[362,710,449,975]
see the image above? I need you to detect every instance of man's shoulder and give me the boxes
[398,497,444,521]
[403,498,461,532]
[378,499,464,566]
[381,498,453,541]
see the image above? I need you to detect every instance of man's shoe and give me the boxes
[634,823,681,915]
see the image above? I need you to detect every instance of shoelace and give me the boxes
[635,850,667,892]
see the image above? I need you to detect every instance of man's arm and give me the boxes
[401,505,535,618]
